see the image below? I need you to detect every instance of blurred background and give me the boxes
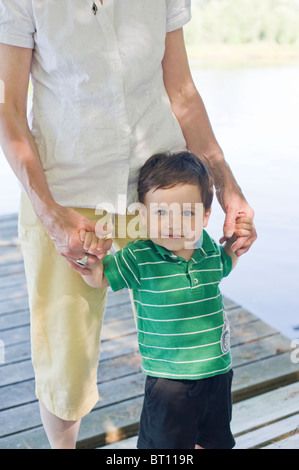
[184,0,299,339]
[1,0,299,338]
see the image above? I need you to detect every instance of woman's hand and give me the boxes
[43,204,112,274]
[218,190,257,256]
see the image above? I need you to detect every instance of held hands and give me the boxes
[78,229,110,288]
[44,204,112,274]
[233,213,254,240]
[218,191,257,256]
[221,212,254,268]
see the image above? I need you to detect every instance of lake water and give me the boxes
[0,65,298,340]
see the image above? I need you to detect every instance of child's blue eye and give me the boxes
[182,210,194,216]
[157,209,168,216]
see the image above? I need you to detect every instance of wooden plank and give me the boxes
[234,414,299,449]
[0,426,49,450]
[101,435,138,449]
[0,340,30,365]
[0,214,18,240]
[0,296,29,316]
[4,380,298,450]
[1,353,298,445]
[101,317,136,341]
[0,213,18,224]
[0,395,145,449]
[0,336,140,393]
[232,334,291,367]
[232,381,299,436]
[0,334,292,411]
[0,310,29,331]
[0,336,293,415]
[0,271,27,289]
[0,380,36,410]
[101,382,299,449]
[0,322,138,370]
[232,353,299,402]
[0,262,24,278]
[0,325,30,347]
[0,283,28,303]
[0,234,20,245]
[0,301,138,348]
[0,351,142,411]
[0,361,34,389]
[230,319,278,347]
[262,433,299,449]
[0,298,261,359]
[0,253,23,278]
[0,360,297,448]
[0,299,249,334]
[0,302,270,353]
[0,327,290,395]
[0,306,290,389]
[0,294,295,411]
[79,395,144,449]
[0,372,146,439]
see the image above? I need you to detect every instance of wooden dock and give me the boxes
[0,213,298,449]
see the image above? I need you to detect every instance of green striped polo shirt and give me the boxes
[103,229,233,380]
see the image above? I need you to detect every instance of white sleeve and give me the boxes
[166,0,192,33]
[0,0,35,49]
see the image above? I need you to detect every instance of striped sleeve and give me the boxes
[220,245,233,278]
[102,245,141,291]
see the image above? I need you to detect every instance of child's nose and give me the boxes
[169,211,181,229]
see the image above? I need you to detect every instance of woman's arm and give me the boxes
[162,28,257,255]
[0,43,111,272]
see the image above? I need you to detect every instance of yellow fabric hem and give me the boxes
[36,385,100,421]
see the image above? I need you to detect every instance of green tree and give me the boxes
[185,0,299,45]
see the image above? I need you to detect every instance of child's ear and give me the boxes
[203,208,212,228]
[137,202,147,227]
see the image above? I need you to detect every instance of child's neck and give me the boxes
[171,247,195,261]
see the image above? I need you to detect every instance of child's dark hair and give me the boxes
[137,151,214,210]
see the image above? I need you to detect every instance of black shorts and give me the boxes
[137,369,235,449]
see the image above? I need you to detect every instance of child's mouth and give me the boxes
[164,233,182,239]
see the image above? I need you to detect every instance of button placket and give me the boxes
[187,261,202,293]
[87,0,131,207]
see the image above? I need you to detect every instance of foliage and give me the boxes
[185,0,299,45]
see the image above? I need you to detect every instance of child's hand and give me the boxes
[222,212,254,270]
[79,229,103,256]
[79,227,112,261]
[234,212,254,241]
[78,229,109,288]
[220,212,254,252]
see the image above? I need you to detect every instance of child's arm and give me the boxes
[79,230,110,288]
[223,214,254,270]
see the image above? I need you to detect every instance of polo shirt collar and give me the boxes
[153,241,178,260]
[191,229,216,263]
[152,229,216,262]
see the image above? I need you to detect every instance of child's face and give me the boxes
[139,184,211,259]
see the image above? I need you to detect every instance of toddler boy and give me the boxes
[80,151,253,449]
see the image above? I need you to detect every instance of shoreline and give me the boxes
[186,43,299,68]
